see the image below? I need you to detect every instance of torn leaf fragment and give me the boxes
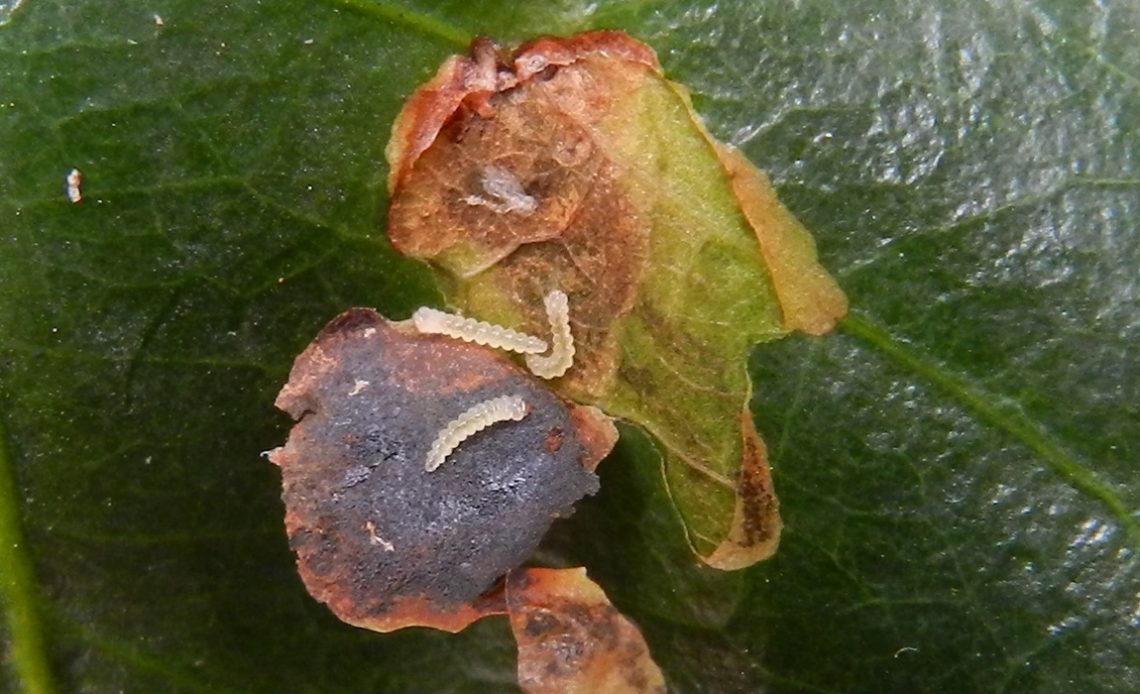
[269,308,612,632]
[507,567,666,694]
[386,31,847,569]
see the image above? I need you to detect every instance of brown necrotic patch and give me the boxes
[270,309,609,632]
[387,43,651,400]
[506,567,665,694]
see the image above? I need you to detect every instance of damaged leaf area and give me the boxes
[270,308,614,632]
[507,567,666,694]
[386,31,847,568]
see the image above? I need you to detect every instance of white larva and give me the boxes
[413,307,548,354]
[525,289,575,379]
[425,394,529,472]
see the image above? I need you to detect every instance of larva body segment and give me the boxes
[525,290,575,379]
[425,394,529,472]
[413,307,548,354]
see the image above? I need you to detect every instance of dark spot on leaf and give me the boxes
[737,422,777,546]
[270,309,611,632]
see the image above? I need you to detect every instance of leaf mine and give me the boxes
[385,31,847,570]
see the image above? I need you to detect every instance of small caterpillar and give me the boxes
[413,307,548,354]
[525,290,575,379]
[425,394,529,472]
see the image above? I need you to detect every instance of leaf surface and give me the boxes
[0,1,1137,692]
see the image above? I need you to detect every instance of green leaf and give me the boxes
[1,1,1137,692]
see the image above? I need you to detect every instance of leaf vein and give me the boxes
[0,416,56,694]
[839,311,1140,547]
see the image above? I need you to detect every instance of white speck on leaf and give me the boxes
[65,168,82,204]
[462,165,538,215]
[365,521,394,551]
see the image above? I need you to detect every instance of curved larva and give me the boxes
[525,290,575,379]
[425,394,529,472]
[412,307,548,354]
